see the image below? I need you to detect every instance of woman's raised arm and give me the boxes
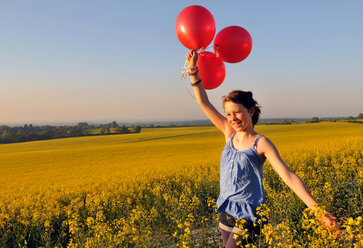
[186,49,234,140]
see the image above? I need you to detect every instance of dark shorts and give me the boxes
[219,212,261,243]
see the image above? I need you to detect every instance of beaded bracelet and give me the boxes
[191,79,202,87]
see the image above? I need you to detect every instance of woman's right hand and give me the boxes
[186,49,198,73]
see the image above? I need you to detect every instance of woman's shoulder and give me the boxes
[224,130,236,142]
[255,135,278,154]
[256,135,273,145]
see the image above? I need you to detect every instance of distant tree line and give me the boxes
[142,120,214,128]
[344,113,363,124]
[258,113,363,125]
[0,121,142,144]
[258,119,296,125]
[308,113,363,123]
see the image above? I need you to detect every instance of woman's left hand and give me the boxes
[317,211,341,235]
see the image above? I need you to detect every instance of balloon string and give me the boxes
[180,59,195,99]
[184,79,196,99]
[198,45,213,54]
[181,59,188,80]
[180,45,213,99]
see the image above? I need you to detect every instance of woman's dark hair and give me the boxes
[222,90,261,125]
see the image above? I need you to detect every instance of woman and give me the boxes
[185,49,339,247]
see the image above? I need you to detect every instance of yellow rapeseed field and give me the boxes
[0,122,362,247]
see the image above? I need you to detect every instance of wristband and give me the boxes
[191,79,202,87]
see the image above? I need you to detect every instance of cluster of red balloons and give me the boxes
[175,5,252,90]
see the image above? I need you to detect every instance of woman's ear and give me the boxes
[249,107,255,117]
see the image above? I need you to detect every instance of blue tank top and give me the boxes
[216,132,266,222]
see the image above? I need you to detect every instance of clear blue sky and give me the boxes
[1,0,362,124]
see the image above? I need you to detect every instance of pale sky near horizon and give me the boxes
[1,1,362,125]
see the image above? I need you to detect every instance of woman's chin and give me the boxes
[233,125,243,132]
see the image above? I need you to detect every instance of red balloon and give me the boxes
[197,51,226,90]
[175,5,216,50]
[214,26,252,63]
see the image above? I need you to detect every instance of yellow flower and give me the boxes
[347,217,354,225]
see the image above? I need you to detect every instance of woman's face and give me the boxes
[224,101,254,132]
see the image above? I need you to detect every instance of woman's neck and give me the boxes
[235,129,257,140]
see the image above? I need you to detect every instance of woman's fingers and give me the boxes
[319,213,341,235]
[326,212,336,219]
[316,211,341,233]
[192,50,198,60]
[186,49,198,68]
[186,49,194,61]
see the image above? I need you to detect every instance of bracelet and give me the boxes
[188,67,199,76]
[191,79,202,87]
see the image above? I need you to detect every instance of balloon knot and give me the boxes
[197,47,206,55]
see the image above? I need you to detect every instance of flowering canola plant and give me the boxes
[0,122,362,247]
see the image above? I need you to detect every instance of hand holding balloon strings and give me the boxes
[181,46,210,81]
[181,49,199,99]
[186,50,198,72]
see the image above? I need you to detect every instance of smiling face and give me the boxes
[224,101,255,132]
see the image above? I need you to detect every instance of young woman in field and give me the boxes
[185,49,339,247]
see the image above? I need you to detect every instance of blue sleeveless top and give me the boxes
[216,132,266,222]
